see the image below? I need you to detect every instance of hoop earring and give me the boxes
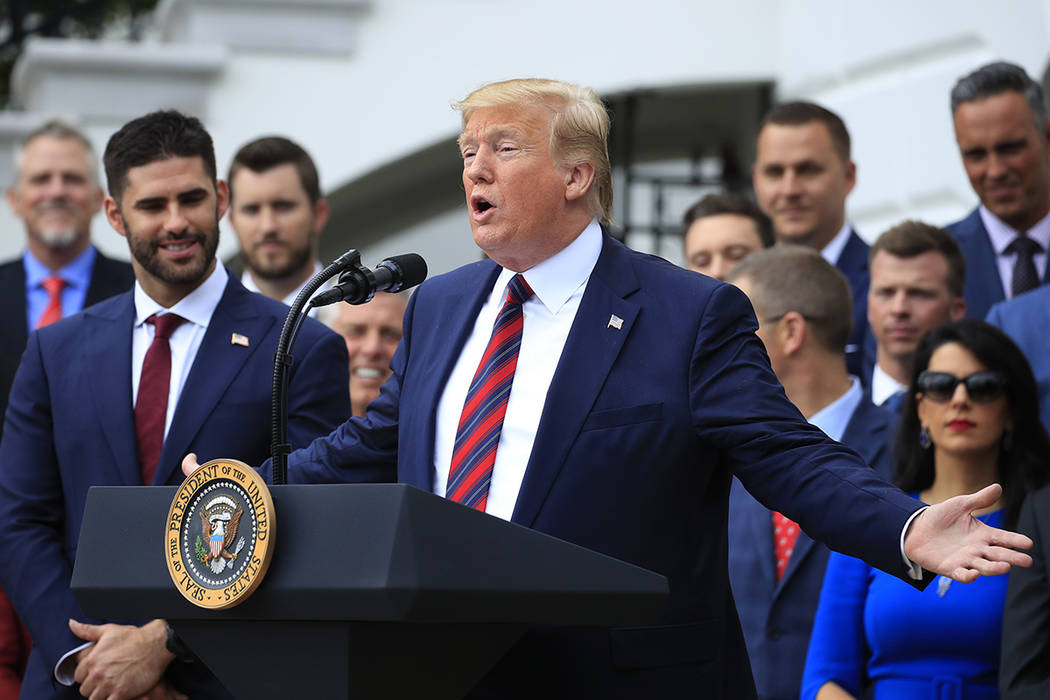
[919,426,932,449]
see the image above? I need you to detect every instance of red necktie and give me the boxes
[446,274,534,510]
[772,511,800,581]
[35,275,66,328]
[135,313,186,485]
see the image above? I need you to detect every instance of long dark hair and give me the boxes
[895,319,1050,528]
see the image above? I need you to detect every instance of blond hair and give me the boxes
[455,78,613,223]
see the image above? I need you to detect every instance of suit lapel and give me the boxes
[153,280,275,485]
[404,263,500,491]
[511,236,640,527]
[0,261,29,353]
[86,294,141,484]
[775,530,815,595]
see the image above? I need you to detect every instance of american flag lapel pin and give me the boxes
[608,314,623,330]
[231,332,250,347]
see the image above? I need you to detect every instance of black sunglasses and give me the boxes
[916,370,1007,404]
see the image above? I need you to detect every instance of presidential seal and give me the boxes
[165,459,275,610]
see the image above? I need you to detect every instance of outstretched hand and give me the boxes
[904,483,1033,582]
[181,453,201,478]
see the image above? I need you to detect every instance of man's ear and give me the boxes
[103,196,126,238]
[779,311,807,356]
[215,179,229,220]
[312,198,330,236]
[564,162,595,203]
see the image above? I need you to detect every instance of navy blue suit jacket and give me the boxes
[281,233,925,699]
[728,398,895,700]
[986,286,1050,437]
[0,275,350,699]
[835,229,875,383]
[948,208,1050,321]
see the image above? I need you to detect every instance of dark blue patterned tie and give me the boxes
[1007,234,1042,297]
[446,274,534,509]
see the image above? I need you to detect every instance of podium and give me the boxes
[72,484,668,699]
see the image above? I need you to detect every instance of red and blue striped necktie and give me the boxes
[446,274,534,510]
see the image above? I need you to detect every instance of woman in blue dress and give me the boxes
[801,320,1050,700]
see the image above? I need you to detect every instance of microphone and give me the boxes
[311,253,427,307]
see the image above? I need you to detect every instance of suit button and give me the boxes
[767,628,782,641]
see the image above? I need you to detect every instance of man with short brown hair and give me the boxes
[867,221,967,407]
[753,102,871,377]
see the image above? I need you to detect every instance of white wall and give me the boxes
[3,0,1049,269]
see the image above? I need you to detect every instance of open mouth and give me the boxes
[472,195,495,214]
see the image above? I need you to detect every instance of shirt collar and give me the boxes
[871,362,908,406]
[494,218,603,314]
[808,376,863,443]
[979,205,1050,254]
[23,244,97,290]
[241,259,323,306]
[819,222,853,266]
[134,261,229,329]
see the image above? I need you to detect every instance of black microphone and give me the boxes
[311,253,427,307]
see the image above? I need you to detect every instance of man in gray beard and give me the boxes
[0,119,132,696]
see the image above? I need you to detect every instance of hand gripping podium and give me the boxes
[71,484,668,699]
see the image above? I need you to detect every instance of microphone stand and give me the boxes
[270,249,365,485]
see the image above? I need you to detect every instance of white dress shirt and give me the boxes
[809,377,862,442]
[819,222,854,266]
[979,205,1050,299]
[870,363,907,407]
[432,219,603,521]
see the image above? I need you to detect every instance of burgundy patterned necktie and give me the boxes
[446,274,534,510]
[135,313,186,485]
[36,275,66,328]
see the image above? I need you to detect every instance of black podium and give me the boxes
[71,484,668,699]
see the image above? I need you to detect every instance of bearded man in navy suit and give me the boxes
[725,247,893,700]
[187,78,1034,699]
[0,110,350,699]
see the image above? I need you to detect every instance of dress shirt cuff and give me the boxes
[900,506,928,580]
[55,642,93,685]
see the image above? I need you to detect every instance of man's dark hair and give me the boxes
[227,136,322,204]
[950,61,1048,125]
[726,245,853,354]
[103,110,217,202]
[681,192,775,248]
[869,220,966,298]
[759,101,852,162]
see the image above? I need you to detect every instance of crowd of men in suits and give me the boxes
[682,60,1050,700]
[0,57,1048,700]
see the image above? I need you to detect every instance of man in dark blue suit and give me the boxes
[0,111,350,699]
[187,78,1033,699]
[725,247,894,700]
[752,101,874,381]
[986,285,1050,437]
[947,61,1050,320]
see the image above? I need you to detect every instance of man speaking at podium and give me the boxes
[186,79,1032,699]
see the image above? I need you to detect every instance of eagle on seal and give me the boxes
[199,496,243,568]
